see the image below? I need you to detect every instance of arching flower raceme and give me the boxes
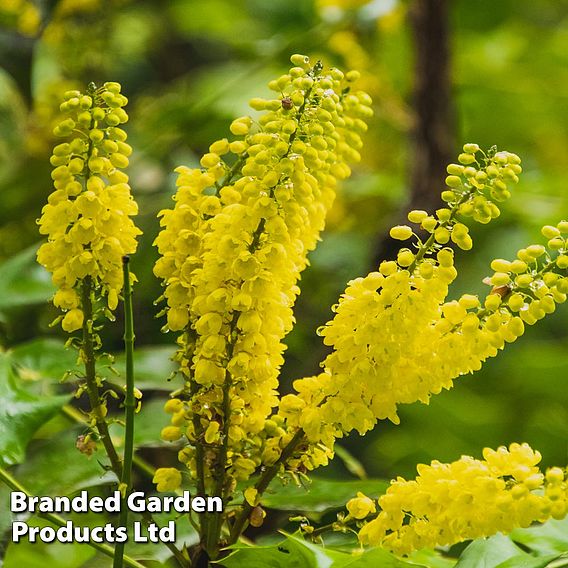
[354,443,567,555]
[37,82,141,332]
[276,146,567,471]
[153,55,372,491]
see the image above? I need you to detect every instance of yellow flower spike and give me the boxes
[154,58,372,488]
[274,147,565,471]
[37,81,141,333]
[357,443,566,554]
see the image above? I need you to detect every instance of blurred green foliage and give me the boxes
[0,0,567,558]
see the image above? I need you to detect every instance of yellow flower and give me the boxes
[346,492,376,519]
[61,308,84,332]
[153,468,182,493]
[154,55,372,488]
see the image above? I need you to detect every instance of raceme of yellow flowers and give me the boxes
[37,82,141,332]
[277,151,568,474]
[153,54,372,490]
[348,443,568,555]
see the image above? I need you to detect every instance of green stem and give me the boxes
[113,257,136,568]
[0,467,145,568]
[228,429,305,544]
[408,191,471,273]
[81,277,122,477]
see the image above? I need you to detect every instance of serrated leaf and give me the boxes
[261,477,389,513]
[511,518,568,555]
[0,352,69,466]
[0,245,55,311]
[455,534,526,568]
[218,533,423,568]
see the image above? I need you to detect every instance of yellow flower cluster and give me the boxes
[37,82,141,332]
[356,443,568,555]
[278,146,531,468]
[154,55,372,489]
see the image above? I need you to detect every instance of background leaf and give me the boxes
[261,477,389,513]
[0,245,54,311]
[0,352,69,466]
[455,534,532,568]
[218,533,424,568]
[14,427,117,495]
[511,517,568,555]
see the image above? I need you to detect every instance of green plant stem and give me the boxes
[113,257,136,568]
[0,466,145,568]
[228,429,305,544]
[81,276,122,477]
[204,317,238,559]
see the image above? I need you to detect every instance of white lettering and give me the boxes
[10,492,28,513]
[11,522,28,541]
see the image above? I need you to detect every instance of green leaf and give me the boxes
[218,533,423,568]
[261,477,389,513]
[14,427,117,495]
[11,338,79,385]
[3,517,95,568]
[455,534,527,568]
[408,549,457,568]
[0,245,55,311]
[0,352,69,466]
[494,554,561,568]
[511,517,568,555]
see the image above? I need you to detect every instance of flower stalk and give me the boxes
[81,276,122,476]
[112,256,136,568]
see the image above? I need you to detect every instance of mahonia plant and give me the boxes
[28,57,568,568]
[153,54,372,557]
